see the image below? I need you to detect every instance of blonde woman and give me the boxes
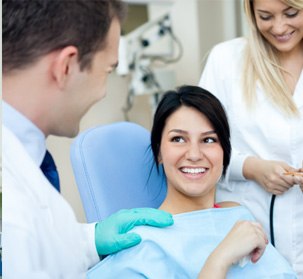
[199,0,303,276]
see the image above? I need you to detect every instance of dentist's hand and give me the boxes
[297,168,303,192]
[285,168,303,192]
[95,208,173,255]
[243,157,297,195]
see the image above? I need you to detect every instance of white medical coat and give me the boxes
[2,125,99,279]
[199,37,303,277]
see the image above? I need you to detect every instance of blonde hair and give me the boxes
[242,0,303,116]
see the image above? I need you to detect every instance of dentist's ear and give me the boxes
[51,46,79,89]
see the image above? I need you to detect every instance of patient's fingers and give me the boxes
[250,247,265,263]
[247,221,268,263]
[252,221,268,243]
[223,220,268,266]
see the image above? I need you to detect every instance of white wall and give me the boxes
[47,0,244,222]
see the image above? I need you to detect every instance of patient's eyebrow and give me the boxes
[168,129,217,136]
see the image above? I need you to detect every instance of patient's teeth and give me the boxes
[181,168,206,174]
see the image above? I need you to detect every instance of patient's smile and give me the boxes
[180,167,207,174]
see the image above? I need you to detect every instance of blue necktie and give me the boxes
[40,150,60,192]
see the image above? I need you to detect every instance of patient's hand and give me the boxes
[219,220,268,265]
[198,220,268,279]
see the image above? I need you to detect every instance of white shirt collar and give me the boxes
[3,101,46,166]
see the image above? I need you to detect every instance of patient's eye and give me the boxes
[203,137,217,144]
[171,136,185,143]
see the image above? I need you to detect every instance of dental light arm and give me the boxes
[116,12,182,119]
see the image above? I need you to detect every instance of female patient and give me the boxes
[87,86,296,278]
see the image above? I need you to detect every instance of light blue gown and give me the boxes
[88,206,297,279]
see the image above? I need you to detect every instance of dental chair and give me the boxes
[70,122,167,223]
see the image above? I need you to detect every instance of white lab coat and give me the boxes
[199,37,303,277]
[2,125,100,279]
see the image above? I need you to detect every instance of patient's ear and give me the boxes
[158,153,162,164]
[51,46,79,89]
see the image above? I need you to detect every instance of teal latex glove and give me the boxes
[95,208,173,256]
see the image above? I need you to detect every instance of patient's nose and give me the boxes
[185,142,203,162]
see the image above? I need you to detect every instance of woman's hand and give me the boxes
[287,167,303,192]
[216,220,268,265]
[298,168,303,192]
[243,157,298,195]
[198,220,268,279]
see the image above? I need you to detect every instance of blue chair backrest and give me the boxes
[70,122,167,223]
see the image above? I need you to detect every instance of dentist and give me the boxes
[2,1,173,278]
